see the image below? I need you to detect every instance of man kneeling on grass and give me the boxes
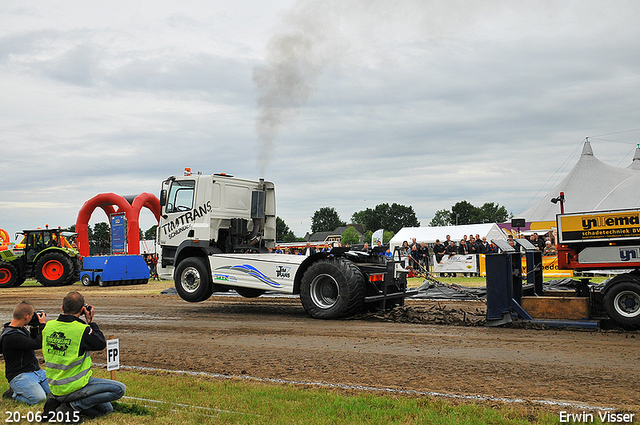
[42,291,125,418]
[1,301,49,405]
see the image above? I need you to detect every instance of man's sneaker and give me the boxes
[55,403,83,424]
[41,395,61,422]
[2,388,13,399]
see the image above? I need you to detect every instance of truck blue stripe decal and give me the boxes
[216,264,283,288]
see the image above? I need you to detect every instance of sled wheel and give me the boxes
[175,257,213,302]
[604,281,640,327]
[300,258,365,319]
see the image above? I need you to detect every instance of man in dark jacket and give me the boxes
[0,301,49,404]
[433,240,446,264]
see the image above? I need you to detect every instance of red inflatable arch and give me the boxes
[76,192,161,257]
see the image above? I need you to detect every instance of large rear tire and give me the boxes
[0,261,19,288]
[35,252,73,287]
[175,257,213,302]
[235,287,266,298]
[300,258,365,319]
[603,281,640,327]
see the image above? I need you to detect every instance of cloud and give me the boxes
[1,0,640,240]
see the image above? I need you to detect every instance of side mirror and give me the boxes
[159,189,167,207]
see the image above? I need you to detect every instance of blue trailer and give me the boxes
[81,255,149,287]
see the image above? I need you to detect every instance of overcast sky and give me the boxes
[2,0,640,241]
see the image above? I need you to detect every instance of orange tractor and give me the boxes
[0,227,81,288]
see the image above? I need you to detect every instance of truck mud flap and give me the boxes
[361,260,414,311]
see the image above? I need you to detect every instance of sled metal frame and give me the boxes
[486,239,599,329]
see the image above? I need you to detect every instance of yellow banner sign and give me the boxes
[558,209,640,243]
[479,255,573,278]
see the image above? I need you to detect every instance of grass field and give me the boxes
[0,368,579,425]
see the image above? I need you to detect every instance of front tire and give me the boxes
[35,252,73,287]
[604,281,640,327]
[0,261,19,288]
[175,257,213,302]
[300,258,365,319]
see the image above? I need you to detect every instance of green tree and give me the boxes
[145,225,158,240]
[341,226,360,246]
[477,202,511,223]
[282,232,303,243]
[451,200,478,225]
[430,201,511,226]
[311,207,346,233]
[429,209,452,226]
[276,217,291,242]
[351,203,419,234]
[276,216,304,242]
[90,222,110,255]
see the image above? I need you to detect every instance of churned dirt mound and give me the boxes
[1,281,638,415]
[354,302,487,326]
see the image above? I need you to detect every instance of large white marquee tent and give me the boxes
[521,140,640,227]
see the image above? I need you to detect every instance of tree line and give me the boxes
[277,200,510,243]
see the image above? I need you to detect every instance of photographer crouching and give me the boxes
[42,291,125,418]
[1,300,50,404]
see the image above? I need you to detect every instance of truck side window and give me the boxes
[166,180,195,213]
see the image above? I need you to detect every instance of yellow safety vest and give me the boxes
[42,320,92,396]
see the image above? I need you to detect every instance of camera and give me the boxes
[83,305,92,315]
[28,310,45,327]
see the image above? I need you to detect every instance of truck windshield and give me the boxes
[166,180,195,213]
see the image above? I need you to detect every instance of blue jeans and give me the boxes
[53,377,126,417]
[10,369,50,405]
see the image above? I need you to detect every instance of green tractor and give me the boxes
[0,227,81,288]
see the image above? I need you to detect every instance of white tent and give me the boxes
[139,239,156,254]
[389,223,506,250]
[522,141,640,223]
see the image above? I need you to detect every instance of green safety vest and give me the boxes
[42,320,93,396]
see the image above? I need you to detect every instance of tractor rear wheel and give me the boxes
[0,261,19,288]
[300,258,365,319]
[603,281,640,327]
[35,252,74,287]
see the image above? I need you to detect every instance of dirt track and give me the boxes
[1,282,639,414]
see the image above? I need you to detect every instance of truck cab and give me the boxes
[158,170,276,269]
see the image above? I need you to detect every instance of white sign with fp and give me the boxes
[107,338,120,371]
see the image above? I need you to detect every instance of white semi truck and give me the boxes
[157,169,411,319]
